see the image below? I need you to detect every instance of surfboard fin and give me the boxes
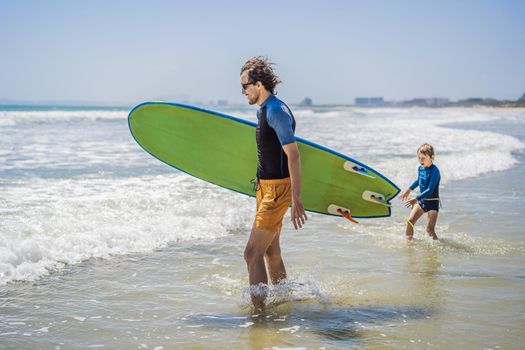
[362,190,392,207]
[343,161,376,178]
[327,204,359,224]
[337,209,359,224]
[327,204,359,223]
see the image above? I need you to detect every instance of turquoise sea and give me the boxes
[1,105,524,349]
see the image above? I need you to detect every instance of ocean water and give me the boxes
[0,105,524,349]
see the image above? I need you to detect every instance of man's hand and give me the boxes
[291,196,307,229]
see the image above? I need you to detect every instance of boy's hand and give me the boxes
[399,189,411,201]
[404,198,417,208]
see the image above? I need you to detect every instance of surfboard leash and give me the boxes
[389,201,418,233]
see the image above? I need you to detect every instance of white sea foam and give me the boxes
[0,174,253,286]
[0,110,128,126]
[239,275,331,310]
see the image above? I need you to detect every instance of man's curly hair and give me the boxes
[240,56,282,95]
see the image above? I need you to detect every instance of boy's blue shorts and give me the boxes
[418,199,440,212]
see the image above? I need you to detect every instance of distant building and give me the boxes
[462,98,484,103]
[354,97,384,106]
[402,98,449,106]
[426,98,449,106]
[298,97,313,107]
[217,99,228,106]
[457,98,485,106]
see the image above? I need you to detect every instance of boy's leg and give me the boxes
[426,210,439,240]
[406,204,424,240]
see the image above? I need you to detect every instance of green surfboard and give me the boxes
[128,102,399,218]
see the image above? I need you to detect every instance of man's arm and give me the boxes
[282,142,307,229]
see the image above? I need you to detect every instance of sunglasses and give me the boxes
[241,81,256,90]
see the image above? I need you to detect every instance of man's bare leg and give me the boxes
[264,231,286,284]
[426,210,439,240]
[406,204,424,240]
[244,228,279,311]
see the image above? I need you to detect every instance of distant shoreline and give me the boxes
[294,104,525,109]
[1,103,525,110]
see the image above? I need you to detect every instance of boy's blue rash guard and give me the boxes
[409,164,441,200]
[258,95,295,146]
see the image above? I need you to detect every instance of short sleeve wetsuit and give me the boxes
[256,95,296,180]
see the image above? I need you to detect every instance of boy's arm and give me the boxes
[400,178,418,201]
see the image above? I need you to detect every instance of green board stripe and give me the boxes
[129,102,400,218]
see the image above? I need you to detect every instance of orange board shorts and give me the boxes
[253,177,292,234]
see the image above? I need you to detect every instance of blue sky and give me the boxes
[1,0,524,105]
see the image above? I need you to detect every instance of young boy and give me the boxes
[399,143,441,240]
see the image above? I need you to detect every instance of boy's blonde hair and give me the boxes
[417,143,435,159]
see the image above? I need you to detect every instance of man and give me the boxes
[240,56,307,311]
